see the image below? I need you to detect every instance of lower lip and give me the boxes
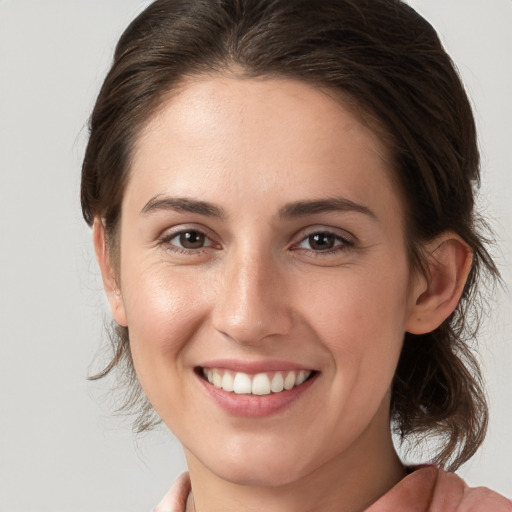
[197,373,317,418]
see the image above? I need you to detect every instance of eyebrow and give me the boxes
[140,195,376,221]
[140,196,225,218]
[279,197,377,220]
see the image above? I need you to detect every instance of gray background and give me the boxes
[0,1,510,510]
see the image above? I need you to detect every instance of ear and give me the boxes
[406,233,472,335]
[93,219,128,327]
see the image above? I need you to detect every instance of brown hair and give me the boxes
[81,0,499,471]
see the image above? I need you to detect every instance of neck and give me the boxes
[184,412,405,512]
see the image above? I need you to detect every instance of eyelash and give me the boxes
[159,227,355,256]
[160,228,217,255]
[293,231,354,256]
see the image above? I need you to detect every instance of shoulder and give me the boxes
[153,472,191,512]
[432,467,512,512]
[154,468,511,512]
[366,465,511,512]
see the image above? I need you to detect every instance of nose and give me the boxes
[211,248,293,346]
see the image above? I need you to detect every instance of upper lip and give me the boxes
[198,358,316,374]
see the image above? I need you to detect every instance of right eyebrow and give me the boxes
[278,197,377,221]
[140,195,225,218]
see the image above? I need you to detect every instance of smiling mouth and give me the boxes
[198,368,316,396]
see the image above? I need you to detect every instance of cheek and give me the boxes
[305,273,410,440]
[119,260,210,375]
[119,267,214,415]
[301,258,411,379]
[305,266,409,334]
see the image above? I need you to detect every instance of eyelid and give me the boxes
[167,231,213,248]
[293,225,356,244]
[296,234,348,249]
[290,225,357,254]
[159,224,221,252]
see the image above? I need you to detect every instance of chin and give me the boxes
[214,459,308,488]
[186,435,321,488]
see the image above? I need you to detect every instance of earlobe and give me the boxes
[92,219,128,327]
[406,234,472,335]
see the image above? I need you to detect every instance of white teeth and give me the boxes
[233,372,252,394]
[296,370,309,386]
[203,368,312,395]
[284,371,296,390]
[252,373,271,395]
[270,372,284,393]
[221,372,234,392]
[212,369,222,389]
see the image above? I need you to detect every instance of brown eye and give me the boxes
[178,230,206,249]
[308,232,336,250]
[163,229,213,251]
[296,231,353,253]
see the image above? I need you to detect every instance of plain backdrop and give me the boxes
[0,1,510,510]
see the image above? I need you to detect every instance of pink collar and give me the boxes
[154,466,511,512]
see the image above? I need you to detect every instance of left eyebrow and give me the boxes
[140,195,225,218]
[278,197,377,221]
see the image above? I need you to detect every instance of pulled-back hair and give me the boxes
[81,0,498,471]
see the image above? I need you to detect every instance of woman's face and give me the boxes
[108,77,424,486]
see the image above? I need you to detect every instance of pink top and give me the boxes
[154,466,512,512]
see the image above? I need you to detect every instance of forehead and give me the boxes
[127,76,401,224]
[136,75,391,161]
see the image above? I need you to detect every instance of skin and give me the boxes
[95,76,472,512]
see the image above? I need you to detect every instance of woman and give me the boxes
[81,0,511,510]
